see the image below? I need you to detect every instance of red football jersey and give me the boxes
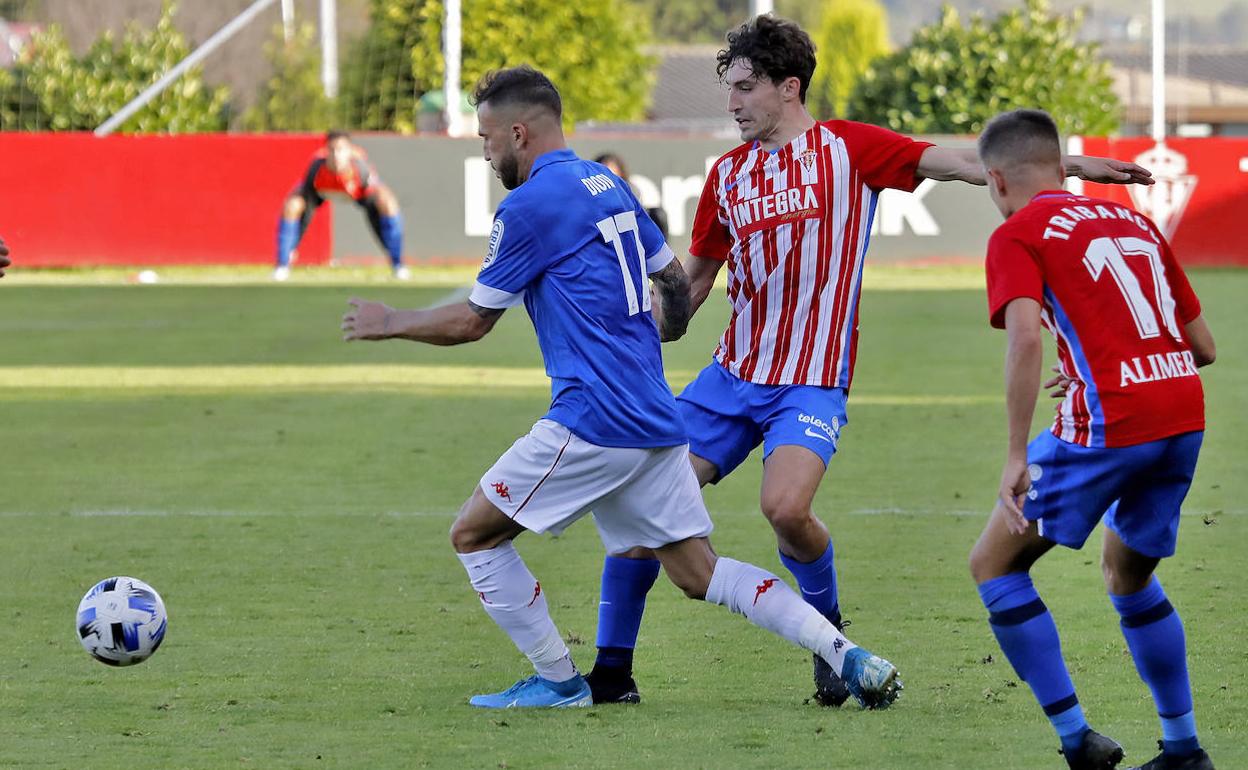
[986,191,1205,447]
[690,120,931,388]
[298,147,378,202]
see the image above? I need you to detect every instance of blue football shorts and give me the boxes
[675,360,848,482]
[1024,430,1204,558]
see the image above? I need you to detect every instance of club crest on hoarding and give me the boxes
[1128,143,1197,238]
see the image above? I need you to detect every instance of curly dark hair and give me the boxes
[470,65,562,119]
[716,15,816,103]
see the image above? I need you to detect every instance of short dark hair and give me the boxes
[978,109,1062,169]
[593,152,628,178]
[470,65,562,119]
[326,129,350,143]
[717,15,816,103]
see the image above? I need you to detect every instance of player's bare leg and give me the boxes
[653,536,901,709]
[1100,528,1159,595]
[970,505,1123,770]
[758,445,852,705]
[1101,530,1210,770]
[968,502,1055,583]
[759,446,831,561]
[449,487,591,708]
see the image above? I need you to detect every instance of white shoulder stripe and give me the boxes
[646,244,676,274]
[469,282,525,309]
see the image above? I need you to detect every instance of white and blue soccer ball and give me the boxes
[76,576,167,666]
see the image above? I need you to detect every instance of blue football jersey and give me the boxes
[468,149,685,448]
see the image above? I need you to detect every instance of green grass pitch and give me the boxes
[1,269,1243,769]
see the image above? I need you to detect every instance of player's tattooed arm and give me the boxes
[467,300,505,323]
[649,258,692,342]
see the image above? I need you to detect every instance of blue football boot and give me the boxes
[469,674,593,709]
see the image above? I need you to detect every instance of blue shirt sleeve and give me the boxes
[469,205,547,309]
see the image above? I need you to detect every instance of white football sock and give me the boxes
[457,542,579,683]
[706,556,858,676]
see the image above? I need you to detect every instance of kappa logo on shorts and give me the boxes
[491,480,512,501]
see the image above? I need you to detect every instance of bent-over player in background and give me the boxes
[274,131,408,281]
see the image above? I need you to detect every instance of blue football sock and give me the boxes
[1110,577,1200,757]
[378,214,404,268]
[276,218,301,267]
[778,540,839,624]
[593,556,661,672]
[979,572,1088,750]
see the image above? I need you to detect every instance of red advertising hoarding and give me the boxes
[1079,137,1248,266]
[0,133,332,267]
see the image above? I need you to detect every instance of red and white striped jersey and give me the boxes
[690,120,931,387]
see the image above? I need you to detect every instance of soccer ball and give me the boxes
[76,576,168,666]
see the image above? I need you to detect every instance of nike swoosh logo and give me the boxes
[598,601,611,606]
[804,427,833,443]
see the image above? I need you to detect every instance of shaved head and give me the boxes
[470,65,562,120]
[978,109,1062,175]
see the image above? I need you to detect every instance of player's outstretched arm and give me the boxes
[917,146,1155,187]
[1062,155,1153,186]
[916,146,988,185]
[649,258,692,342]
[999,297,1045,533]
[341,297,502,345]
[0,236,10,278]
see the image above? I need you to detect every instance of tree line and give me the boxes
[0,0,1118,136]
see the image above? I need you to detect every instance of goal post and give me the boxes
[94,0,281,136]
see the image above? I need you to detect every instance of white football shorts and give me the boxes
[479,419,713,554]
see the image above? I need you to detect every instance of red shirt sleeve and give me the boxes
[986,226,1045,329]
[689,165,732,261]
[833,120,933,192]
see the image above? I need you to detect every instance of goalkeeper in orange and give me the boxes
[274,131,408,280]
